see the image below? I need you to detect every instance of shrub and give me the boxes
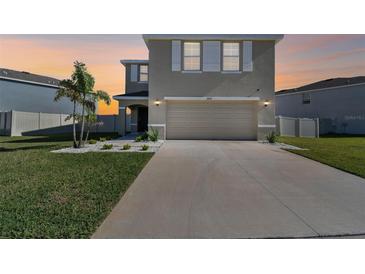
[147,128,159,142]
[141,144,149,151]
[88,139,97,144]
[135,136,143,142]
[266,131,277,143]
[99,137,106,142]
[122,144,131,150]
[141,132,149,141]
[101,144,113,150]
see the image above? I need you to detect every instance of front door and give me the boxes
[137,107,148,132]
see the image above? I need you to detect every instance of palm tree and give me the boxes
[56,61,111,148]
[54,79,80,148]
[70,61,95,148]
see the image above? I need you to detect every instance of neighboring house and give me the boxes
[0,68,75,114]
[276,76,365,134]
[114,34,284,140]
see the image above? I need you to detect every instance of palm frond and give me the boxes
[95,90,111,105]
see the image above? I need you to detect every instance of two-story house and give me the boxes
[114,34,283,140]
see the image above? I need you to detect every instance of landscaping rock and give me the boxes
[52,139,164,154]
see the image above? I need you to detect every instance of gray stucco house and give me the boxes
[276,77,365,134]
[114,34,284,140]
[0,68,75,114]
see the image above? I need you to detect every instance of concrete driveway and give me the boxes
[93,140,365,238]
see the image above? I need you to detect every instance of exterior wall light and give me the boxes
[154,99,161,106]
[264,100,270,107]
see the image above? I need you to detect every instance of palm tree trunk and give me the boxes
[78,93,86,148]
[85,124,90,144]
[72,101,77,148]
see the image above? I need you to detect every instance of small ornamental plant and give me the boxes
[147,128,159,142]
[135,136,143,142]
[141,132,149,141]
[99,137,106,142]
[141,144,149,151]
[88,139,97,144]
[122,144,131,150]
[101,144,113,150]
[266,131,277,144]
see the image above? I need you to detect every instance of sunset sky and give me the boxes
[1,34,364,114]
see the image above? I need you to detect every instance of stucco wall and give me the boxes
[124,64,149,93]
[147,40,276,139]
[275,83,365,134]
[0,80,76,114]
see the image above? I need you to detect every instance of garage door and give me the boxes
[166,101,257,140]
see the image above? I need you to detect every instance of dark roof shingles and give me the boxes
[0,68,60,86]
[276,76,365,95]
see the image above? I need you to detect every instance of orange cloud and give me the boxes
[0,35,148,115]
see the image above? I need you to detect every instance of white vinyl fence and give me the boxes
[276,116,319,138]
[0,110,120,136]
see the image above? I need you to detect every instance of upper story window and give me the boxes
[302,93,311,104]
[183,42,200,71]
[139,65,148,82]
[223,42,240,71]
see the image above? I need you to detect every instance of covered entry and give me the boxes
[113,92,148,136]
[166,100,258,140]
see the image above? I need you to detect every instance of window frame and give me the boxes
[302,93,311,104]
[139,64,148,82]
[222,41,241,72]
[183,41,202,71]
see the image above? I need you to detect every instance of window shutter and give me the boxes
[203,41,221,71]
[242,41,253,72]
[171,40,181,71]
[131,64,138,81]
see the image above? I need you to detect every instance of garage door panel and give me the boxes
[166,101,257,140]
[168,114,254,120]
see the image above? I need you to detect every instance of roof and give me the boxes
[276,76,365,95]
[0,68,60,87]
[143,34,284,47]
[113,90,149,99]
[120,60,149,66]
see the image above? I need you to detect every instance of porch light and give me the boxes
[264,100,270,107]
[154,99,161,106]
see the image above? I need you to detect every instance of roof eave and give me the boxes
[120,60,149,66]
[143,34,284,47]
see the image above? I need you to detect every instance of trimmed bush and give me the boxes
[122,144,131,150]
[141,144,149,151]
[88,139,97,144]
[101,144,113,150]
[135,136,143,142]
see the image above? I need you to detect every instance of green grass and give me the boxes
[278,136,365,179]
[0,134,153,238]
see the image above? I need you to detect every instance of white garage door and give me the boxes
[166,101,257,140]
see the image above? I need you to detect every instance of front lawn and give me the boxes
[278,136,365,179]
[0,134,153,238]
